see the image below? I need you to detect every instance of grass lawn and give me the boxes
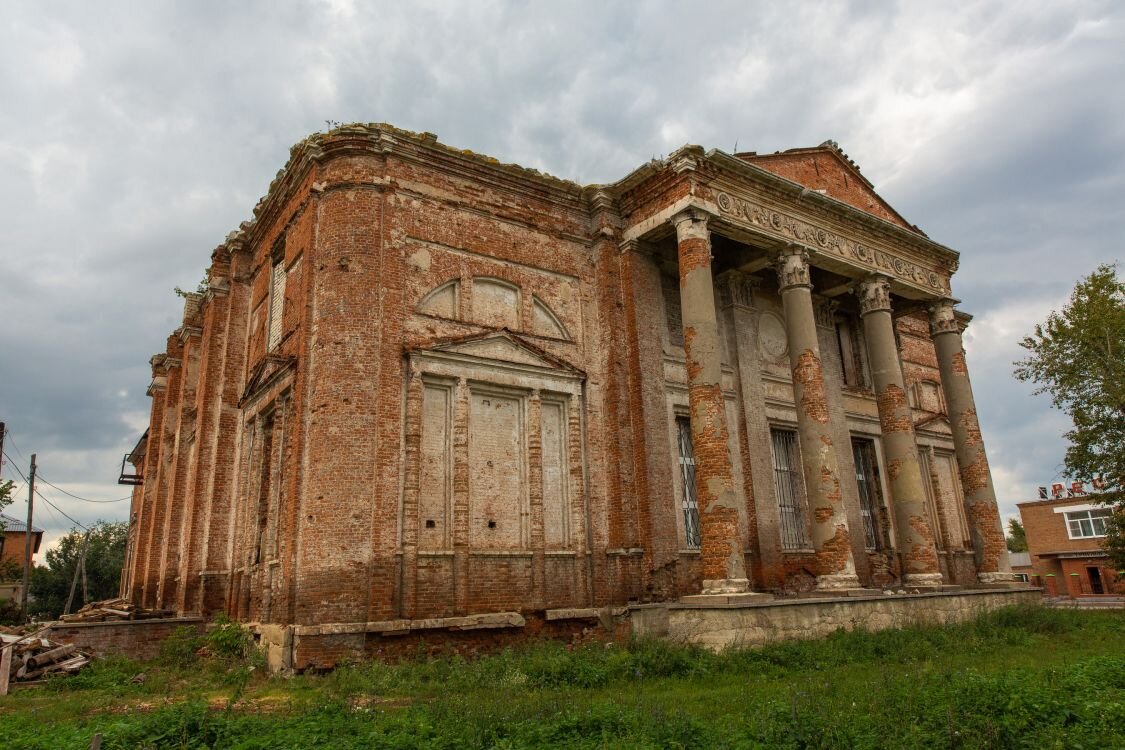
[1,604,1123,749]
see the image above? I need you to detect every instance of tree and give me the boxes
[1006,518,1028,553]
[0,477,13,527]
[29,521,127,619]
[1014,262,1125,570]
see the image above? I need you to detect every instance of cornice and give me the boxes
[703,149,960,273]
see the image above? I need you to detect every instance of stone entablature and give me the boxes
[119,124,1013,668]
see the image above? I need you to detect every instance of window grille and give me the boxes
[675,416,700,549]
[851,438,884,550]
[771,428,809,550]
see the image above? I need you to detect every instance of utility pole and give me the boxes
[64,530,92,616]
[0,422,6,477]
[20,454,36,622]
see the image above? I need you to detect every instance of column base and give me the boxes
[701,578,750,595]
[903,573,945,591]
[978,571,1020,585]
[815,573,863,592]
[679,591,775,606]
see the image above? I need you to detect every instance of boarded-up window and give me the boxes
[835,315,867,387]
[266,247,287,350]
[920,448,971,550]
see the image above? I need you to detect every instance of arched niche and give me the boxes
[418,279,460,319]
[531,295,569,340]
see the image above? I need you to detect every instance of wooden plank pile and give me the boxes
[59,597,174,623]
[1,628,91,694]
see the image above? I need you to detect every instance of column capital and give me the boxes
[715,270,760,309]
[928,298,960,336]
[775,245,811,291]
[671,207,712,241]
[856,274,893,316]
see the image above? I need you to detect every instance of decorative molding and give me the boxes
[856,274,893,316]
[775,245,811,292]
[928,299,960,336]
[715,189,950,294]
[813,296,838,329]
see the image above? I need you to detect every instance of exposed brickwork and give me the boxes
[119,124,1006,665]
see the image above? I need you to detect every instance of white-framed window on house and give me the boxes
[770,427,810,550]
[266,238,287,351]
[1065,508,1112,539]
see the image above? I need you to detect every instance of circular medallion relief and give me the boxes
[758,311,788,360]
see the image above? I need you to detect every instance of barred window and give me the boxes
[771,428,810,550]
[675,416,700,549]
[851,437,885,550]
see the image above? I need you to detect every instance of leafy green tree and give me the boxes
[0,477,13,527]
[1015,263,1124,570]
[29,520,127,619]
[1006,518,1028,553]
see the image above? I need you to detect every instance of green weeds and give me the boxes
[1,605,1122,749]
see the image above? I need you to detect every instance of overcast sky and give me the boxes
[1,1,1121,559]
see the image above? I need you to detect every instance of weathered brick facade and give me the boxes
[121,126,1013,666]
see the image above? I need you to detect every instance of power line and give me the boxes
[34,488,89,532]
[36,475,131,503]
[2,451,29,484]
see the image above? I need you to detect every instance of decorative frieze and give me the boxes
[715,190,949,293]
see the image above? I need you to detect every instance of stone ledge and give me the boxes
[291,612,526,637]
[544,607,627,621]
[662,586,1039,611]
[45,616,205,630]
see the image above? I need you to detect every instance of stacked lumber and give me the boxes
[59,597,174,623]
[1,629,91,694]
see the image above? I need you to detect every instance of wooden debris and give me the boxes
[1,633,92,694]
[59,597,173,623]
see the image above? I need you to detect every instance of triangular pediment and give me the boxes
[737,142,923,234]
[417,329,584,376]
[240,352,297,405]
[914,412,953,436]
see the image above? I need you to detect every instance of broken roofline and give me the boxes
[227,122,958,276]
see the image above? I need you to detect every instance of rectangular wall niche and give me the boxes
[419,383,452,550]
[540,398,569,548]
[469,387,528,549]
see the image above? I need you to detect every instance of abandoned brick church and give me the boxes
[121,123,1016,665]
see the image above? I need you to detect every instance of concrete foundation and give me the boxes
[630,587,1041,651]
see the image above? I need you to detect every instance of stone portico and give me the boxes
[119,125,1020,668]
